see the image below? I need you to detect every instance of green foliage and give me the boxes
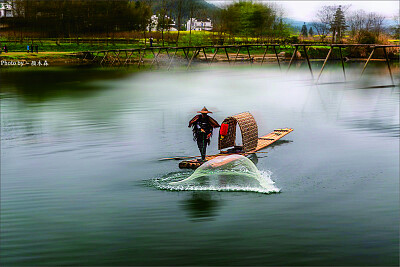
[7,0,152,37]
[309,27,314,36]
[284,35,299,43]
[358,30,378,44]
[331,5,347,40]
[301,23,308,37]
[179,32,211,46]
[150,0,217,21]
[219,1,287,38]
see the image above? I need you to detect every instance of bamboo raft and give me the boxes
[179,112,293,169]
[179,128,293,169]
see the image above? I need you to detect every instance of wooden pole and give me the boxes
[182,48,189,61]
[210,47,219,64]
[92,52,98,63]
[138,49,145,68]
[187,48,200,70]
[233,46,241,65]
[224,47,230,64]
[123,50,127,65]
[316,46,333,82]
[115,50,121,65]
[124,50,134,66]
[246,46,252,64]
[360,47,375,77]
[382,47,394,85]
[303,45,314,79]
[338,46,346,81]
[167,48,178,70]
[287,45,298,72]
[110,51,117,65]
[150,48,161,69]
[202,47,208,64]
[100,51,108,65]
[273,45,281,70]
[260,45,268,66]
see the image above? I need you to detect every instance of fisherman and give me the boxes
[188,107,220,162]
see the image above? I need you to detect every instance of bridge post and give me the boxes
[202,47,208,64]
[287,45,298,72]
[210,47,219,64]
[316,46,333,83]
[246,46,252,64]
[261,45,268,66]
[138,49,145,68]
[167,48,178,70]
[124,50,134,66]
[182,48,189,61]
[360,47,375,77]
[233,46,241,65]
[382,47,394,85]
[303,45,314,79]
[224,47,231,64]
[110,50,121,66]
[187,48,200,70]
[273,45,281,70]
[150,48,161,69]
[338,46,346,81]
[100,51,108,65]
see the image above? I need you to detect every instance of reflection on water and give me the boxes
[0,63,399,266]
[180,192,223,221]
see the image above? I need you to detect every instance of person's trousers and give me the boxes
[196,134,207,160]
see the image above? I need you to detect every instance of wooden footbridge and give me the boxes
[79,44,283,69]
[77,43,399,84]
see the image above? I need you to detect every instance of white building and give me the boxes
[186,18,212,31]
[0,1,13,18]
[147,14,178,32]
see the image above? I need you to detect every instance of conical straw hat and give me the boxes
[197,107,213,114]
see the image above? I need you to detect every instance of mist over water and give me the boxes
[0,63,399,266]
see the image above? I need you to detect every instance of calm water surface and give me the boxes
[1,64,399,266]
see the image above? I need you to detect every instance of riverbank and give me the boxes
[1,50,398,68]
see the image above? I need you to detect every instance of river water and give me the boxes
[1,63,399,266]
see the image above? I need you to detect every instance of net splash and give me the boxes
[154,155,280,194]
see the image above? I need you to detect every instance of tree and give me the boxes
[331,5,347,42]
[313,5,336,42]
[310,22,329,41]
[348,9,366,40]
[6,0,152,39]
[309,27,314,36]
[348,9,387,43]
[219,1,285,40]
[175,0,183,45]
[391,15,400,39]
[301,22,308,37]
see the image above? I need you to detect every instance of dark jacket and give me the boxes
[188,114,220,145]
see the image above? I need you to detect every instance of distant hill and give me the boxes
[284,18,399,32]
[282,18,309,33]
